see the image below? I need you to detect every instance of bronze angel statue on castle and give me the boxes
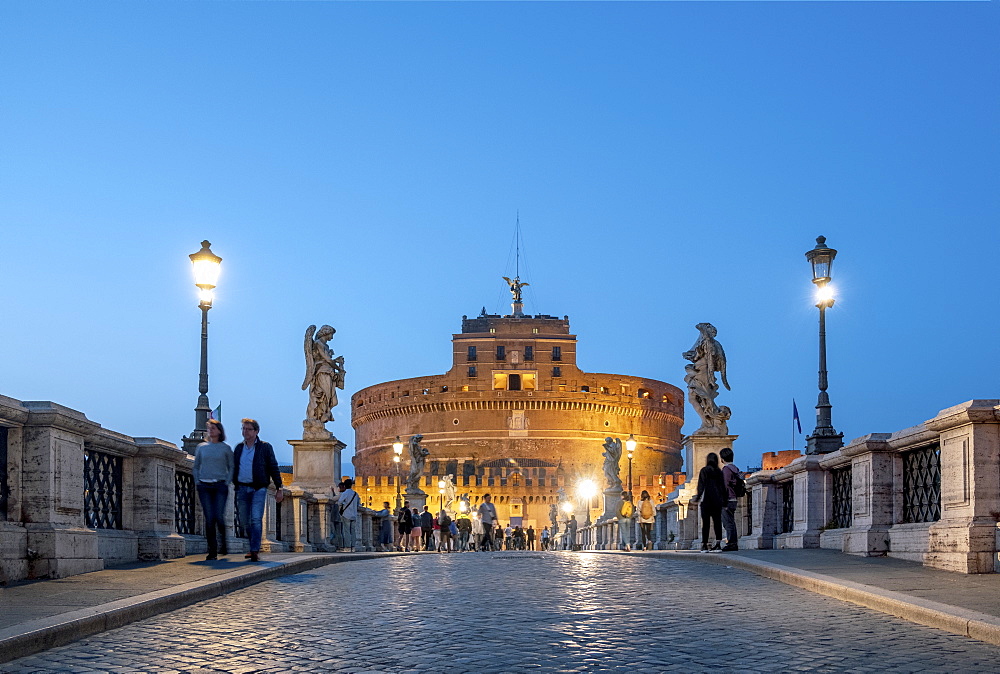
[301,324,345,440]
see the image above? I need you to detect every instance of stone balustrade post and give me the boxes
[259,488,281,552]
[21,402,103,579]
[132,438,187,560]
[312,496,333,551]
[360,508,373,551]
[779,455,825,548]
[282,487,314,553]
[925,400,1000,573]
[0,396,29,583]
[821,434,895,556]
[744,471,779,550]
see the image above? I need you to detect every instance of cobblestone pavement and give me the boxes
[4,552,999,673]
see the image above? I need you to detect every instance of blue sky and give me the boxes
[2,2,998,471]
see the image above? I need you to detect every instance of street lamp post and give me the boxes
[392,436,404,510]
[182,241,222,454]
[577,479,598,527]
[625,434,637,498]
[805,236,844,454]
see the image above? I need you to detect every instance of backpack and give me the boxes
[640,499,654,520]
[619,500,634,518]
[729,468,748,498]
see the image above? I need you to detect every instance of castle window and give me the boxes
[402,390,410,396]
[552,346,562,361]
[532,328,539,334]
[490,328,496,334]
[461,385,470,392]
[467,346,477,361]
[638,388,650,399]
[600,386,609,394]
[508,374,522,391]
[511,472,521,487]
[525,346,534,360]
[468,366,477,377]
[581,386,590,393]
[441,386,449,392]
[496,345,506,360]
[552,366,562,378]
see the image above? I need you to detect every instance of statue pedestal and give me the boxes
[288,436,346,495]
[404,492,427,513]
[684,433,739,484]
[599,488,623,524]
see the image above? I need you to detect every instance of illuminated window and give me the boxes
[600,386,609,394]
[552,346,562,361]
[490,328,496,334]
[638,388,650,399]
[532,328,539,334]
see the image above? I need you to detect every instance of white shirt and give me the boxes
[334,488,359,521]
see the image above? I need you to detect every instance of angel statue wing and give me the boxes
[301,325,316,391]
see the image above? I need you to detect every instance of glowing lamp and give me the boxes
[189,240,222,290]
[625,433,637,459]
[805,235,837,286]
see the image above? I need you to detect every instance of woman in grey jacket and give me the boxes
[193,419,233,560]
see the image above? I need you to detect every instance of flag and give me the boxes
[209,402,222,422]
[792,399,802,434]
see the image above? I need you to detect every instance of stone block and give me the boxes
[137,532,186,560]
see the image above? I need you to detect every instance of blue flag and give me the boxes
[792,399,802,434]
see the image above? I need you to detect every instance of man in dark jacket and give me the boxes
[233,418,284,562]
[419,506,434,551]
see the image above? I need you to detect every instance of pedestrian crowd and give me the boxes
[385,493,558,553]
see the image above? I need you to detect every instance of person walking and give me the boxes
[397,500,413,551]
[495,522,505,551]
[193,419,233,561]
[720,447,741,552]
[471,511,485,551]
[233,418,284,563]
[477,494,499,551]
[332,478,360,551]
[420,506,434,551]
[693,452,726,552]
[437,510,453,552]
[526,525,536,551]
[540,526,551,551]
[566,514,579,550]
[637,490,656,551]
[409,507,423,551]
[376,501,394,552]
[457,515,472,552]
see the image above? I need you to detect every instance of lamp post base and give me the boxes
[806,430,844,455]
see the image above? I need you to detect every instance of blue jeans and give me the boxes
[197,482,229,555]
[235,486,268,552]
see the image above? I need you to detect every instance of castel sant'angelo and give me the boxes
[350,278,687,528]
